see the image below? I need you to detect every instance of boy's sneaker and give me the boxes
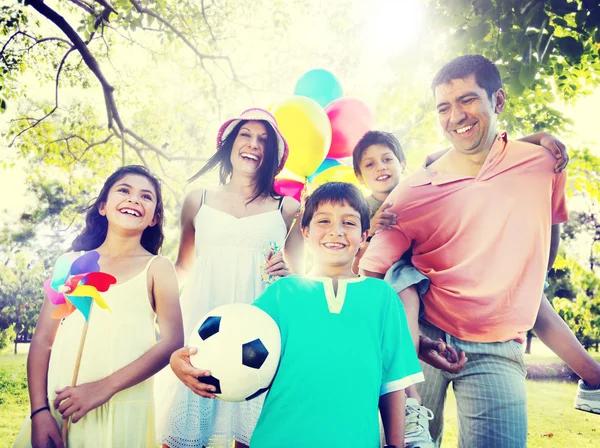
[574,379,600,414]
[405,398,436,448]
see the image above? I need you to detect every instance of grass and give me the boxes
[1,341,599,447]
[441,381,598,448]
[0,347,28,448]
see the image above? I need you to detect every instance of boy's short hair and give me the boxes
[352,131,405,177]
[431,54,502,101]
[302,182,371,233]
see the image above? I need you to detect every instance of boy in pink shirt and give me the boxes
[360,55,600,447]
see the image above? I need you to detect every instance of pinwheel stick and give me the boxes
[61,306,92,447]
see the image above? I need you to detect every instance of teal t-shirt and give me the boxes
[251,275,424,448]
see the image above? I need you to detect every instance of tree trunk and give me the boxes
[525,330,533,354]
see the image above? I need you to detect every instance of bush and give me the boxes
[0,325,16,351]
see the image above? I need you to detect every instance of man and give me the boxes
[359,55,594,447]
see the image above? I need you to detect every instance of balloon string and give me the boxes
[283,177,309,245]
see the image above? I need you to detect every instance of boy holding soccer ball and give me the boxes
[249,182,423,448]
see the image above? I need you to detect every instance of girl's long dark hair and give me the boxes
[70,165,165,255]
[189,120,280,204]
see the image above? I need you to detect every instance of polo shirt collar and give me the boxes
[409,132,508,187]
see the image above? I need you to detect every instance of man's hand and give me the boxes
[419,336,468,373]
[170,346,217,398]
[538,132,569,173]
[370,202,397,236]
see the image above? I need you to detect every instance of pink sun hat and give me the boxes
[216,108,289,174]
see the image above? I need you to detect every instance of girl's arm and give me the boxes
[379,390,405,448]
[533,295,600,386]
[54,257,184,422]
[174,189,203,283]
[280,196,305,275]
[28,294,64,448]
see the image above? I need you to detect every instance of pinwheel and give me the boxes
[43,251,116,321]
[43,251,116,447]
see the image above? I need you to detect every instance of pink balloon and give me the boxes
[325,97,375,159]
[274,178,305,202]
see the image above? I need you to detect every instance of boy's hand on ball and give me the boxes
[53,380,113,422]
[418,336,467,373]
[170,346,217,398]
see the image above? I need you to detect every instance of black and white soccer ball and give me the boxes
[188,303,281,402]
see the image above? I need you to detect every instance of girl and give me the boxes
[157,108,304,448]
[15,165,183,448]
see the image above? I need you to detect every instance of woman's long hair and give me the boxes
[189,120,280,204]
[70,165,165,255]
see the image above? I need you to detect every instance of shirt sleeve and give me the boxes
[359,225,412,275]
[551,170,568,224]
[253,281,280,325]
[380,283,424,395]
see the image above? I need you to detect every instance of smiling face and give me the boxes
[302,201,366,272]
[230,120,268,177]
[435,74,505,156]
[357,144,404,196]
[99,174,157,232]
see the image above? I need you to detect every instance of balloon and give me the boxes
[274,178,305,202]
[325,97,375,159]
[293,69,343,108]
[272,96,331,178]
[276,167,305,184]
[309,165,369,195]
[307,158,342,182]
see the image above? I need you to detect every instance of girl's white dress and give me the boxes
[14,257,158,448]
[156,196,287,448]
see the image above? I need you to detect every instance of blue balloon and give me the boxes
[294,69,343,108]
[307,158,342,182]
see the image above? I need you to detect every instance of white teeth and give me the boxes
[456,125,474,134]
[121,208,141,217]
[241,153,259,161]
[324,242,345,249]
[376,174,390,181]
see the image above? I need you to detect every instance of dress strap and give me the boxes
[201,189,207,206]
[143,255,159,274]
[278,195,284,212]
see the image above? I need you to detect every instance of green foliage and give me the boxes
[0,325,16,351]
[0,252,48,342]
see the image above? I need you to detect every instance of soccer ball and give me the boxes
[188,303,281,402]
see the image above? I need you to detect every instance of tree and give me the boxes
[0,250,47,353]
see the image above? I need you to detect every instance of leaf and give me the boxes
[555,36,584,62]
[519,63,536,88]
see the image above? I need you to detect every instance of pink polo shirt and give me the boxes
[359,133,568,343]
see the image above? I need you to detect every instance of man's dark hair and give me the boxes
[302,182,370,233]
[431,55,502,100]
[352,131,405,177]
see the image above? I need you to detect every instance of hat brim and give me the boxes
[217,109,288,174]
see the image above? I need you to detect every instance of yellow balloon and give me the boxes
[272,96,331,178]
[276,167,305,183]
[308,165,370,196]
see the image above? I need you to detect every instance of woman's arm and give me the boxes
[281,196,305,275]
[54,257,184,422]
[174,189,203,283]
[28,294,64,448]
